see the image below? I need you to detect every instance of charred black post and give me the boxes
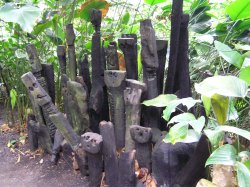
[81,132,103,187]
[104,70,126,149]
[156,40,168,94]
[57,45,67,75]
[99,121,118,187]
[41,64,55,104]
[118,38,138,80]
[51,129,64,165]
[79,55,91,95]
[130,125,152,170]
[106,42,119,70]
[118,151,136,187]
[164,0,183,94]
[66,24,77,81]
[27,114,39,151]
[122,34,138,62]
[124,79,146,151]
[140,19,159,129]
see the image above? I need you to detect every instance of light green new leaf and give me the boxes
[10,89,17,109]
[239,66,250,86]
[164,122,189,144]
[205,144,237,166]
[142,94,177,107]
[218,125,250,142]
[121,12,130,25]
[162,97,201,121]
[168,113,196,125]
[144,0,167,6]
[236,161,250,187]
[204,128,224,150]
[201,95,211,116]
[211,94,229,125]
[226,0,250,21]
[214,41,243,68]
[195,75,248,98]
[0,3,41,33]
[189,116,206,134]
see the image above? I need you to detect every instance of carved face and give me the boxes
[21,72,51,106]
[130,125,152,143]
[81,132,103,154]
[104,70,126,88]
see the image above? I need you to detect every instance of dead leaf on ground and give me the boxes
[0,124,11,132]
[15,154,21,164]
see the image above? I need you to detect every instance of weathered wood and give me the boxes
[118,38,138,80]
[174,14,191,98]
[61,74,69,114]
[130,125,152,170]
[174,135,210,187]
[66,24,77,81]
[41,64,55,104]
[81,132,103,187]
[106,42,119,70]
[99,121,118,187]
[122,34,138,64]
[124,79,146,151]
[51,129,64,165]
[140,19,160,129]
[79,55,91,95]
[118,151,136,187]
[164,0,183,94]
[27,114,39,151]
[156,40,168,94]
[57,45,67,75]
[152,140,196,187]
[104,70,126,149]
[67,81,90,135]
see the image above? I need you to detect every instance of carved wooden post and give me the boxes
[106,42,119,70]
[27,114,39,151]
[66,81,90,135]
[122,34,138,62]
[41,64,55,104]
[104,70,126,149]
[130,125,152,170]
[51,129,64,164]
[79,55,91,95]
[124,79,146,151]
[118,38,138,80]
[66,24,77,81]
[156,40,168,94]
[164,0,183,94]
[21,72,88,175]
[140,19,160,129]
[57,45,67,75]
[118,151,136,187]
[81,132,103,187]
[99,121,118,187]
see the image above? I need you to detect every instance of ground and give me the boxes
[0,105,89,187]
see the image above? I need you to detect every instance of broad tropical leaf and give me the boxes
[201,95,211,116]
[0,3,41,33]
[218,125,250,142]
[142,94,177,107]
[211,94,229,125]
[236,161,250,187]
[214,41,244,68]
[204,128,224,150]
[239,66,250,86]
[144,0,167,6]
[226,0,250,21]
[205,144,237,166]
[195,76,248,98]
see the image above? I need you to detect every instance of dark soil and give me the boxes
[0,105,89,187]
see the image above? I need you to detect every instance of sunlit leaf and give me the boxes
[144,0,167,6]
[236,161,250,187]
[195,76,248,98]
[239,66,250,86]
[142,94,177,107]
[0,3,41,33]
[214,40,243,68]
[201,95,211,116]
[10,89,17,109]
[121,12,130,25]
[226,0,250,21]
[205,144,237,166]
[204,128,224,150]
[211,94,229,125]
[218,125,250,142]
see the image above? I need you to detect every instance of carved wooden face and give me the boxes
[81,132,103,154]
[104,70,126,87]
[21,72,51,106]
[130,125,152,143]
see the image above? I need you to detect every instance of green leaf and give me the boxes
[236,161,250,187]
[204,128,224,150]
[189,116,206,134]
[0,3,41,33]
[205,144,237,166]
[211,94,229,125]
[162,97,201,121]
[168,113,196,125]
[142,94,177,107]
[10,89,17,109]
[218,125,250,142]
[164,122,189,144]
[226,0,250,21]
[164,129,201,144]
[214,40,244,68]
[121,12,130,25]
[195,76,248,98]
[239,66,250,86]
[144,0,166,6]
[201,95,211,116]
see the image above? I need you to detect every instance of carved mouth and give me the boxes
[37,94,46,99]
